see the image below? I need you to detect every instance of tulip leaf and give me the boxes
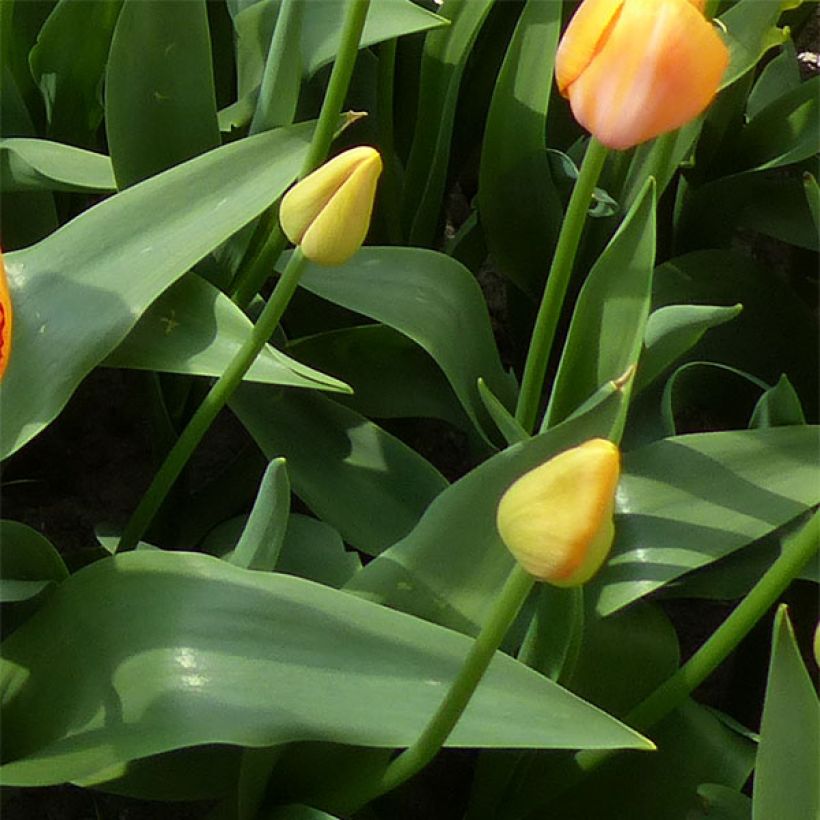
[0,550,651,786]
[0,520,68,604]
[293,248,516,443]
[230,385,448,556]
[635,303,744,394]
[0,138,115,193]
[752,606,820,820]
[718,0,788,90]
[590,426,820,616]
[746,38,800,121]
[545,178,656,433]
[651,250,818,419]
[692,785,751,820]
[0,121,315,459]
[28,0,123,146]
[736,77,820,172]
[230,458,290,572]
[749,374,806,429]
[346,386,627,635]
[477,0,562,297]
[233,0,446,100]
[287,324,473,433]
[105,0,220,187]
[402,0,495,246]
[522,701,755,820]
[478,377,528,446]
[104,273,349,393]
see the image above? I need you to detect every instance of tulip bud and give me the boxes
[555,0,729,150]
[496,439,620,586]
[279,146,383,266]
[0,250,12,381]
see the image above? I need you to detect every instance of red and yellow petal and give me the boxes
[0,250,12,381]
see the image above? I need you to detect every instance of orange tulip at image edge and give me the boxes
[555,0,729,150]
[0,250,12,381]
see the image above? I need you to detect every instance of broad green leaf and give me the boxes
[736,77,820,172]
[249,0,303,133]
[749,375,806,428]
[230,385,447,555]
[104,273,349,393]
[677,172,820,253]
[231,458,290,571]
[636,303,743,393]
[402,0,494,245]
[0,121,315,459]
[590,426,820,616]
[0,550,651,786]
[0,138,115,193]
[752,606,820,820]
[28,0,123,146]
[719,0,789,90]
[234,0,446,99]
[746,39,800,120]
[294,248,516,442]
[105,0,220,187]
[266,807,338,820]
[522,701,755,820]
[72,746,240,801]
[346,386,626,635]
[545,179,656,433]
[691,784,751,820]
[288,325,473,433]
[805,171,820,230]
[651,250,818,419]
[478,377,528,446]
[0,520,68,603]
[477,0,562,297]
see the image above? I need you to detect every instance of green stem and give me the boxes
[575,509,820,775]
[338,564,535,813]
[231,0,371,307]
[116,250,308,553]
[515,137,609,433]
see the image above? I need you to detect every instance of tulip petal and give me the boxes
[496,439,620,586]
[556,0,623,95]
[280,146,379,246]
[566,0,728,150]
[299,151,382,266]
[0,251,12,381]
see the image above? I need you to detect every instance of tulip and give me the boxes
[496,438,620,586]
[555,0,729,150]
[279,146,383,266]
[0,250,11,381]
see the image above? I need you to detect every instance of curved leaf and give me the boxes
[230,385,448,555]
[0,551,651,786]
[0,121,316,459]
[104,273,350,392]
[477,0,562,296]
[590,426,820,616]
[105,0,220,187]
[0,138,115,193]
[294,247,516,442]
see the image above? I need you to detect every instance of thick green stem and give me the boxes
[231,0,371,307]
[575,509,820,774]
[116,251,308,552]
[338,564,535,813]
[515,137,609,433]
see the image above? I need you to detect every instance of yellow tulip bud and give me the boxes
[555,0,729,150]
[496,439,620,586]
[0,250,12,381]
[279,146,383,266]
[814,622,820,669]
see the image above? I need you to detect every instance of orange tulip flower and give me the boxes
[0,250,12,380]
[496,439,620,586]
[556,0,729,150]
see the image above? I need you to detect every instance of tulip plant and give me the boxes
[1,0,818,818]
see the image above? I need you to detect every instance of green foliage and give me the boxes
[1,0,816,815]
